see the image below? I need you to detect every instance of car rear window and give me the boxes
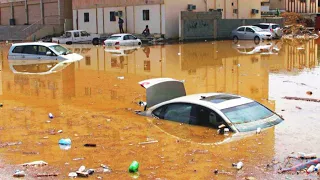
[253,24,269,29]
[12,46,24,53]
[272,25,279,29]
[107,36,121,40]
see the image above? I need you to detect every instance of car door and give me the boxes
[192,105,227,129]
[152,103,197,124]
[129,35,138,45]
[38,45,57,61]
[244,27,255,40]
[236,27,245,39]
[80,31,90,42]
[9,46,24,60]
[123,35,132,46]
[21,45,39,61]
[73,31,81,43]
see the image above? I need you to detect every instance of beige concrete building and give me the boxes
[270,0,318,13]
[73,0,262,39]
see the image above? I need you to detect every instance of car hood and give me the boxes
[139,78,186,107]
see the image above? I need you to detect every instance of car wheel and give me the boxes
[66,41,72,45]
[233,36,239,42]
[92,38,99,45]
[138,42,142,45]
[254,36,260,44]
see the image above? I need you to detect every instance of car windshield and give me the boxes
[108,36,121,40]
[50,45,71,55]
[251,26,263,32]
[221,102,283,132]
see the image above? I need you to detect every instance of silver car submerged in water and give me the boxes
[231,26,272,42]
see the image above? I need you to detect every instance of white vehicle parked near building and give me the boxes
[103,34,142,47]
[8,42,83,61]
[252,23,282,39]
[52,30,101,45]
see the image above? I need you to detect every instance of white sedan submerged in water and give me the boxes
[103,34,142,47]
[136,78,283,134]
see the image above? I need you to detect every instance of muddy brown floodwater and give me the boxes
[0,39,320,179]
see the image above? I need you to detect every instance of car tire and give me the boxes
[233,36,239,42]
[254,36,260,44]
[66,41,72,45]
[92,38,99,46]
[138,42,142,45]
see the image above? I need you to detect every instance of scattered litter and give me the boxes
[306,91,313,95]
[279,158,320,173]
[22,151,39,155]
[245,177,256,180]
[237,64,241,67]
[13,170,26,178]
[307,165,315,173]
[76,171,89,177]
[78,165,86,172]
[101,164,112,173]
[59,144,71,150]
[214,169,218,174]
[57,130,63,133]
[21,160,48,167]
[84,144,97,147]
[138,140,158,145]
[43,136,49,139]
[256,127,261,134]
[87,169,95,175]
[0,103,3,107]
[36,173,59,177]
[117,76,125,80]
[129,161,139,173]
[0,141,22,148]
[73,157,85,161]
[297,152,317,159]
[314,163,320,171]
[232,162,243,170]
[68,172,77,178]
[178,53,181,56]
[58,138,71,145]
[46,120,51,123]
[48,113,54,119]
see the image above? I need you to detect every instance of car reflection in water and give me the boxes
[9,59,81,75]
[233,40,282,55]
[105,46,141,57]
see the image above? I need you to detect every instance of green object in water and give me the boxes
[128,161,139,173]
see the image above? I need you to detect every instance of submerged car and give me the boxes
[231,26,272,42]
[8,42,83,61]
[105,46,141,57]
[103,34,142,47]
[232,41,280,55]
[137,78,283,133]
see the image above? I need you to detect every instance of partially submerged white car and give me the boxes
[137,78,283,133]
[104,34,142,47]
[8,42,83,61]
[105,46,141,57]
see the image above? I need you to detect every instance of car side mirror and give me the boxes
[46,51,52,56]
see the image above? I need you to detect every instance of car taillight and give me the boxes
[115,42,120,46]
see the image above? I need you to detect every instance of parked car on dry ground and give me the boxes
[253,23,282,39]
[52,30,101,45]
[103,34,142,47]
[136,78,283,133]
[231,26,272,42]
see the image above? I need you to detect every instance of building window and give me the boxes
[84,13,89,22]
[118,11,123,17]
[110,11,116,21]
[143,10,150,21]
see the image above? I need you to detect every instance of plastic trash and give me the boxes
[68,172,77,177]
[58,138,71,145]
[59,144,71,150]
[256,127,261,134]
[280,158,320,173]
[76,171,89,177]
[84,144,97,147]
[117,76,125,80]
[21,160,48,167]
[314,164,320,171]
[129,161,139,173]
[232,162,243,170]
[297,152,317,159]
[307,165,315,173]
[78,165,86,172]
[48,113,54,119]
[0,103,3,107]
[13,170,26,177]
[87,169,95,175]
[57,130,63,133]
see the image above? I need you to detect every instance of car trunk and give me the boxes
[139,78,186,108]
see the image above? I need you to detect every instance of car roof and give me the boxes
[255,23,278,25]
[157,93,254,110]
[11,42,59,47]
[111,33,133,37]
[66,30,85,32]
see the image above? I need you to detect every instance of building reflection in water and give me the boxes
[0,40,318,110]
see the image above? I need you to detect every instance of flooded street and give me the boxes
[0,39,320,179]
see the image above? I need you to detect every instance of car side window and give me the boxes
[123,35,130,40]
[74,32,80,37]
[193,105,225,129]
[246,28,255,33]
[38,46,51,55]
[272,25,279,29]
[22,45,38,54]
[129,35,137,40]
[152,106,164,118]
[12,46,24,53]
[237,27,245,32]
[162,103,196,124]
[80,31,88,36]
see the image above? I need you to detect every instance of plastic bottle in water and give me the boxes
[128,161,139,173]
[314,164,320,171]
[236,162,243,170]
[48,113,54,119]
[307,165,315,173]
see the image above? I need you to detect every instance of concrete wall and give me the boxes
[77,9,97,33]
[134,4,161,34]
[126,6,134,33]
[270,0,285,10]
[0,7,10,25]
[103,7,126,34]
[238,0,261,19]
